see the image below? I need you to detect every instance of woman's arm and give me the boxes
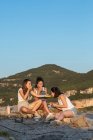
[31,91,43,97]
[52,95,68,108]
[19,89,30,100]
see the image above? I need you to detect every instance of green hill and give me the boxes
[0,64,93,105]
[0,64,93,91]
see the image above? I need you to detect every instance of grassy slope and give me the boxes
[0,64,93,105]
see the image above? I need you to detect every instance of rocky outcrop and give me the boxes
[72,98,93,108]
[65,90,77,97]
[80,87,93,94]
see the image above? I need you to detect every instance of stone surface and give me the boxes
[0,137,8,140]
[0,106,93,140]
[0,117,93,140]
[70,115,89,128]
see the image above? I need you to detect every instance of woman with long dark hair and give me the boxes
[18,79,43,118]
[50,87,77,123]
[34,77,54,120]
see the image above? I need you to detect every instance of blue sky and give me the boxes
[0,0,93,78]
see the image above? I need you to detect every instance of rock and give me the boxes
[63,118,71,124]
[0,118,93,140]
[0,137,7,140]
[86,117,93,127]
[37,110,45,117]
[50,120,63,125]
[9,137,15,140]
[70,115,89,128]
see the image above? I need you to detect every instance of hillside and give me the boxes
[0,64,93,91]
[0,64,93,105]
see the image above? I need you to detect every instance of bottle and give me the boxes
[7,105,10,115]
[42,87,45,91]
[41,87,46,95]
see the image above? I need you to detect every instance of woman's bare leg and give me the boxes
[20,107,34,114]
[55,110,74,121]
[55,112,61,119]
[32,100,42,112]
[20,100,42,115]
[42,100,50,115]
[29,100,42,117]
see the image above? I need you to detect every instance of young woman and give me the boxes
[34,77,54,120]
[18,79,43,118]
[50,87,77,122]
[34,76,47,100]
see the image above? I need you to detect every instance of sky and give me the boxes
[0,0,93,78]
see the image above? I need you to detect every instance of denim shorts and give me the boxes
[63,107,77,116]
[70,107,77,116]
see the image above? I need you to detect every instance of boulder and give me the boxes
[70,115,89,128]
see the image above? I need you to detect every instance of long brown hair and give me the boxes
[22,79,31,95]
[51,87,63,98]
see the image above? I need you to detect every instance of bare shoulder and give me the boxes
[18,88,23,93]
[18,88,24,97]
[59,94,66,100]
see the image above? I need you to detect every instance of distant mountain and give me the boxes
[86,70,93,76]
[0,64,93,94]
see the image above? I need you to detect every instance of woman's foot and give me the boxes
[46,113,55,121]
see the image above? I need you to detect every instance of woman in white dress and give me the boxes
[18,79,43,117]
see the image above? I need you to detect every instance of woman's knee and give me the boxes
[38,99,42,104]
[63,111,73,118]
[20,107,28,113]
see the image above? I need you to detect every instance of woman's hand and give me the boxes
[49,102,53,106]
[28,86,32,92]
[19,88,30,100]
[50,103,58,107]
[52,103,57,107]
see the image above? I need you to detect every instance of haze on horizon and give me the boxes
[0,0,93,78]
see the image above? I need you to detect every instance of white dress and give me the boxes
[18,88,29,112]
[58,96,74,111]
[58,95,77,115]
